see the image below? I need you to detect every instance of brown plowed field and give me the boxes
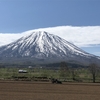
[0,81,100,100]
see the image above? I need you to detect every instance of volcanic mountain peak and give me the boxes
[0,31,100,65]
[23,31,95,56]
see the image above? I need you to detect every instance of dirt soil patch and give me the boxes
[0,81,100,100]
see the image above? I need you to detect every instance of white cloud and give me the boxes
[0,26,100,47]
[0,33,22,46]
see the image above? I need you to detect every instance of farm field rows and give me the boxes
[0,81,100,100]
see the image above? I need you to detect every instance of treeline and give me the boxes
[0,61,86,68]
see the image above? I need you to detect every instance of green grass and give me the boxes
[0,67,100,83]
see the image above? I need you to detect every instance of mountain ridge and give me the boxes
[0,31,100,65]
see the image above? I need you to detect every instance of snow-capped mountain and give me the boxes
[0,31,100,65]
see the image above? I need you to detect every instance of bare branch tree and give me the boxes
[70,68,76,80]
[59,62,69,80]
[89,63,98,83]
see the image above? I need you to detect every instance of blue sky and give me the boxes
[0,0,100,32]
[0,0,100,56]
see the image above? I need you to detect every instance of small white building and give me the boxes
[18,69,27,73]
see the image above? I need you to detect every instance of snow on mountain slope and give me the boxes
[0,31,100,65]
[0,31,91,56]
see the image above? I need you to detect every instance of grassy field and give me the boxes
[0,67,100,83]
[0,81,100,100]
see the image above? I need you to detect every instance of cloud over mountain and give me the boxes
[0,26,100,47]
